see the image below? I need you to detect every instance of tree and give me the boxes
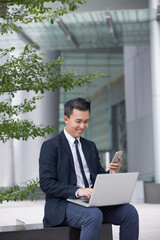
[0,0,101,202]
[0,45,99,142]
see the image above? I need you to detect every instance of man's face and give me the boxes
[64,109,90,138]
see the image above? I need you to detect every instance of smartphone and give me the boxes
[111,151,123,163]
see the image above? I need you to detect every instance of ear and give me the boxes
[64,115,68,124]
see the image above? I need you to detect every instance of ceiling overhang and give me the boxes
[0,8,157,51]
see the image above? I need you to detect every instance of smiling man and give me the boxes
[64,108,89,138]
[39,98,139,240]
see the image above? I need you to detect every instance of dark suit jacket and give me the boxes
[39,130,106,228]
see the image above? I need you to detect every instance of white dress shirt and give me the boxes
[64,128,92,188]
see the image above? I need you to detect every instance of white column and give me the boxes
[41,50,60,138]
[0,55,15,187]
[0,132,14,186]
[149,0,160,183]
[13,50,60,185]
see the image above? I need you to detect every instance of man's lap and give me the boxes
[64,202,103,228]
[100,203,138,225]
[64,202,137,227]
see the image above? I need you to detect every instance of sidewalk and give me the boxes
[0,200,160,239]
[112,203,160,240]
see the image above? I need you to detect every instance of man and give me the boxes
[39,98,139,240]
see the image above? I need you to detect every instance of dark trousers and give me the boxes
[64,202,139,240]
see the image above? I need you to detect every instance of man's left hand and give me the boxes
[108,157,122,173]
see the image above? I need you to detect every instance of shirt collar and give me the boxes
[64,128,80,145]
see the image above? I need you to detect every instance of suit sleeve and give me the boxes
[39,140,79,199]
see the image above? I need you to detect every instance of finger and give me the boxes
[84,188,92,197]
[108,163,121,173]
[118,156,122,162]
[81,191,91,198]
[109,166,121,171]
[78,188,92,197]
[108,163,121,169]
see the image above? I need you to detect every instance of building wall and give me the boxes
[60,51,124,144]
[124,45,154,180]
[89,76,125,151]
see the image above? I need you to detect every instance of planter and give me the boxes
[144,182,160,203]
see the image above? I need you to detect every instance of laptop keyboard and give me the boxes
[79,196,90,203]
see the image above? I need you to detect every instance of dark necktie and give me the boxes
[74,139,89,188]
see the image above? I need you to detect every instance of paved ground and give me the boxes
[0,200,160,239]
[112,203,160,240]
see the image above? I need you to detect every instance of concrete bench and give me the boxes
[0,223,113,240]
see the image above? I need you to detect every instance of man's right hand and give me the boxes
[77,188,93,199]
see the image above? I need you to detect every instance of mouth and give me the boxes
[76,129,84,133]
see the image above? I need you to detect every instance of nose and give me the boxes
[79,122,85,129]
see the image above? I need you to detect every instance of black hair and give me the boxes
[64,98,91,118]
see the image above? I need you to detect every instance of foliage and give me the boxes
[0,44,101,142]
[0,178,40,203]
[0,0,102,202]
[0,0,102,143]
[0,45,97,95]
[0,0,86,34]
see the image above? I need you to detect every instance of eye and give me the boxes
[75,120,81,123]
[84,120,89,124]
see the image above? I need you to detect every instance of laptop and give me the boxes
[67,172,139,207]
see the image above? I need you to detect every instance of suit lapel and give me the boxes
[60,131,75,170]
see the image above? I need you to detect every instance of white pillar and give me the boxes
[0,135,14,186]
[13,50,60,185]
[149,0,160,183]
[0,55,15,187]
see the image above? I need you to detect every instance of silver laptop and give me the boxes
[67,172,139,207]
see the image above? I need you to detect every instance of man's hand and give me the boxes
[77,188,93,199]
[108,157,122,173]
